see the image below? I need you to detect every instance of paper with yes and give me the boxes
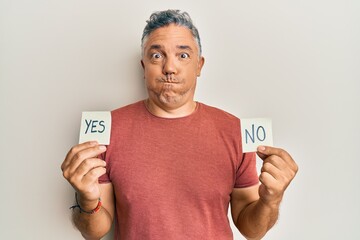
[241,118,273,153]
[79,111,111,145]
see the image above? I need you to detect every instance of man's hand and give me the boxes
[256,146,298,207]
[61,141,107,211]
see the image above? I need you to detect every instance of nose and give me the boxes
[162,56,177,75]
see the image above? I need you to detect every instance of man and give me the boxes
[61,10,298,240]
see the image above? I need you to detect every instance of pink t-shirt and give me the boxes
[99,101,258,240]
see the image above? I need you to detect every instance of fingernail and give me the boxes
[258,146,266,152]
[90,141,98,146]
[99,145,106,151]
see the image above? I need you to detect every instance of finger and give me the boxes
[75,158,107,177]
[63,145,106,181]
[259,170,286,197]
[66,145,107,176]
[259,171,277,188]
[259,171,286,202]
[261,162,282,180]
[256,151,268,161]
[259,146,298,174]
[257,146,297,169]
[257,148,288,170]
[263,155,288,171]
[263,155,298,182]
[81,166,107,186]
[257,145,289,160]
[62,141,98,171]
[67,158,106,189]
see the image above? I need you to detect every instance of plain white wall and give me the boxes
[1,0,359,239]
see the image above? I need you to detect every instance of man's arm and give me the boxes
[72,183,115,240]
[61,142,115,240]
[231,146,298,239]
[231,186,279,240]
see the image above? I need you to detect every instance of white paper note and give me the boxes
[79,111,111,145]
[241,118,273,153]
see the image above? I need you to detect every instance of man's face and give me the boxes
[141,24,205,108]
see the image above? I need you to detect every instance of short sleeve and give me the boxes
[98,151,111,184]
[234,152,259,188]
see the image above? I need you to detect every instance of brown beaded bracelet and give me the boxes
[70,192,102,214]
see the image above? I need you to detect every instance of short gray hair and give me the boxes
[141,9,202,56]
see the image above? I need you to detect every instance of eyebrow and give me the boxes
[148,44,194,52]
[148,44,162,51]
[176,45,194,52]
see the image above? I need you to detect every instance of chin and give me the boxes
[159,93,182,105]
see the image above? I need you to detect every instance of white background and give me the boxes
[1,0,359,239]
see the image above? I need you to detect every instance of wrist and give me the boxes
[78,194,99,210]
[70,192,102,214]
[258,197,281,210]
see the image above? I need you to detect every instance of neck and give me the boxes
[145,98,197,118]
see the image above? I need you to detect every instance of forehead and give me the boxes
[143,24,198,51]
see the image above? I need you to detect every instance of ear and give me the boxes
[141,60,145,70]
[140,59,145,79]
[196,56,205,77]
[140,60,146,79]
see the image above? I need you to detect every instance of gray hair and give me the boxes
[141,9,202,56]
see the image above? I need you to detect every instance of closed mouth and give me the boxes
[158,78,179,84]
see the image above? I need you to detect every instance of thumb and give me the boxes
[256,146,268,161]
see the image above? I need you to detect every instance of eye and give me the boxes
[180,53,189,59]
[151,53,162,59]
